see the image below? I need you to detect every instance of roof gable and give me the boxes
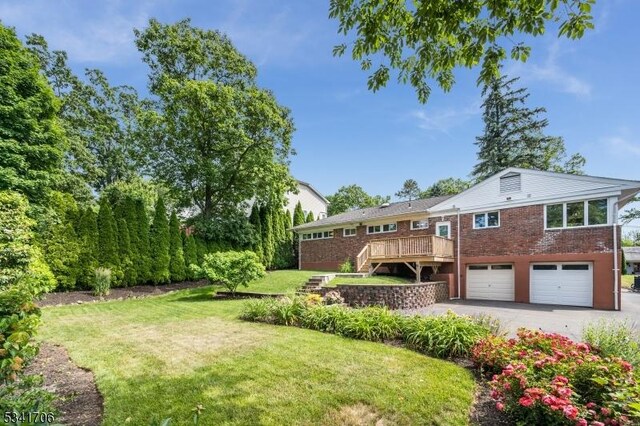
[430,168,640,213]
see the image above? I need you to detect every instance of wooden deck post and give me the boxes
[415,261,422,283]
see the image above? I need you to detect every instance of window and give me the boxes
[562,264,589,271]
[474,211,500,229]
[436,221,451,238]
[343,228,357,237]
[301,231,333,240]
[545,199,608,229]
[468,265,488,270]
[532,265,557,270]
[367,223,397,234]
[411,219,429,230]
[491,265,512,270]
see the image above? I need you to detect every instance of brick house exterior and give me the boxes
[294,168,640,310]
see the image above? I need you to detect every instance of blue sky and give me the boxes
[1,0,639,229]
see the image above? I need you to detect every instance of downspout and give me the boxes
[613,201,620,311]
[298,234,302,271]
[450,207,462,300]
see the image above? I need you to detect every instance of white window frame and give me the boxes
[435,221,451,239]
[544,198,610,230]
[473,211,500,229]
[366,222,398,235]
[301,230,334,241]
[410,219,429,230]
[343,227,357,237]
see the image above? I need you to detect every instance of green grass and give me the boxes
[39,286,476,425]
[326,275,413,287]
[218,270,320,294]
[622,274,634,289]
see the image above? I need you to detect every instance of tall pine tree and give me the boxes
[168,211,186,282]
[150,196,170,284]
[135,199,151,284]
[472,75,585,181]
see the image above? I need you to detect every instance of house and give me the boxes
[292,168,640,310]
[622,247,640,274]
[286,180,329,220]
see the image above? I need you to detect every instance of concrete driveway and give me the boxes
[402,291,640,340]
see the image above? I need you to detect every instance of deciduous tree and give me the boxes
[329,0,595,103]
[420,178,471,198]
[326,185,390,216]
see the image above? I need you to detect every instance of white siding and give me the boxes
[286,183,328,220]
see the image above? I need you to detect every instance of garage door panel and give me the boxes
[530,263,592,307]
[467,265,514,301]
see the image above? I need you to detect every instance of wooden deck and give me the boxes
[356,235,454,274]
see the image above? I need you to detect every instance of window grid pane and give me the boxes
[474,214,486,228]
[588,199,607,225]
[487,212,499,227]
[546,204,563,228]
[566,202,585,227]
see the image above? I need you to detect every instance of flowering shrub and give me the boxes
[323,291,344,305]
[473,329,640,425]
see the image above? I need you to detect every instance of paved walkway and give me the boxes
[402,291,640,340]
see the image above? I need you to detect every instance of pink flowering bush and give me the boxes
[473,329,640,426]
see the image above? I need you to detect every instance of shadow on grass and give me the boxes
[172,291,215,303]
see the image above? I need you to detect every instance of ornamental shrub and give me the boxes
[472,329,640,425]
[402,311,492,358]
[339,259,353,273]
[149,197,170,284]
[582,319,640,367]
[201,250,265,294]
[93,268,111,296]
[168,211,186,282]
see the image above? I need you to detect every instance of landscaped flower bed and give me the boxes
[472,329,640,425]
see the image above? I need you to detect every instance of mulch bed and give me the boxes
[25,343,103,426]
[37,280,209,307]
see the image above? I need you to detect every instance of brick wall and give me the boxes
[319,281,448,309]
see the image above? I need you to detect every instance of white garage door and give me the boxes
[530,263,593,307]
[467,264,514,301]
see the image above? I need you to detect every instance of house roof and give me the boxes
[623,247,640,262]
[292,195,453,231]
[297,180,329,204]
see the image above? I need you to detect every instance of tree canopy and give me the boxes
[472,75,585,181]
[420,178,472,198]
[329,0,595,103]
[395,179,420,201]
[134,19,296,218]
[327,184,390,216]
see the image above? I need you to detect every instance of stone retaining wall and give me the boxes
[320,281,448,310]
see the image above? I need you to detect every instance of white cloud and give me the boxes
[410,101,481,135]
[0,0,156,64]
[508,40,592,98]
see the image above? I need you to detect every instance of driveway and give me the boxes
[402,291,640,340]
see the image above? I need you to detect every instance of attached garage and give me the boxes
[467,264,514,301]
[530,263,593,307]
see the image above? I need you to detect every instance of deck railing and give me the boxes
[369,235,454,260]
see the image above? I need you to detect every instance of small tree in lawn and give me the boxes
[201,250,265,295]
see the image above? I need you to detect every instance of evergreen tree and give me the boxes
[283,209,294,268]
[117,218,137,286]
[260,206,275,269]
[305,211,315,223]
[472,75,585,181]
[293,202,305,227]
[271,206,285,268]
[183,232,198,280]
[135,199,151,284]
[121,197,142,284]
[149,197,170,284]
[97,197,121,283]
[249,204,264,263]
[195,237,208,266]
[75,208,99,289]
[395,179,420,200]
[0,24,65,205]
[169,211,186,282]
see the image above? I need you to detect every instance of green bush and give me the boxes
[150,197,170,284]
[402,311,492,358]
[93,268,112,296]
[239,298,275,322]
[169,211,186,282]
[201,250,265,294]
[271,296,307,326]
[335,306,401,341]
[339,259,353,273]
[583,319,640,367]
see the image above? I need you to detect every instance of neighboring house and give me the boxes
[286,180,329,220]
[622,247,640,274]
[292,168,640,310]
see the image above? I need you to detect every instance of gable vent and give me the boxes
[500,172,521,193]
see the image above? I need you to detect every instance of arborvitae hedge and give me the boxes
[293,201,305,267]
[183,232,198,280]
[168,211,186,282]
[195,237,208,266]
[305,211,315,223]
[117,217,137,286]
[97,197,121,282]
[149,197,170,284]
[249,204,264,263]
[121,197,142,284]
[135,199,151,284]
[75,207,99,289]
[260,206,275,269]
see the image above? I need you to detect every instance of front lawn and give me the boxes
[234,270,320,294]
[327,275,413,287]
[39,286,476,425]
